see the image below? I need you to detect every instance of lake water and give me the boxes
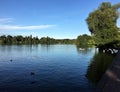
[0,45,104,92]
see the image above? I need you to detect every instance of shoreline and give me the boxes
[96,51,120,92]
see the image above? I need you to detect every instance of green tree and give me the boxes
[16,35,23,44]
[40,36,55,44]
[86,2,120,47]
[0,35,6,44]
[76,34,94,47]
[32,36,39,44]
[6,35,13,44]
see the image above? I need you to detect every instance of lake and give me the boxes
[0,45,113,92]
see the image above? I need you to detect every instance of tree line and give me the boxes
[0,35,76,45]
[0,35,39,45]
[0,34,93,48]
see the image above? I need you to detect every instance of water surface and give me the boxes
[0,45,96,92]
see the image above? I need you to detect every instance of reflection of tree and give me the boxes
[40,44,54,52]
[86,52,114,84]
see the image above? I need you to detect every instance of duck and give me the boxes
[30,72,35,75]
[10,59,13,62]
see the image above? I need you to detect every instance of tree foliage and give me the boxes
[0,35,75,45]
[86,2,120,46]
[40,36,56,44]
[40,36,75,44]
[76,34,95,47]
[0,35,39,45]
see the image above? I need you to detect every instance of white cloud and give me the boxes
[0,17,56,31]
[0,18,13,23]
[0,24,56,31]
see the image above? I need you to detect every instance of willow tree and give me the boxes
[86,2,120,47]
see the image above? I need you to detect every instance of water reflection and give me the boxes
[0,45,96,92]
[86,52,114,84]
[0,45,38,53]
[40,44,54,52]
[0,45,39,62]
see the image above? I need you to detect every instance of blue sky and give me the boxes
[0,0,120,39]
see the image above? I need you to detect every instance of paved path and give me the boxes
[96,51,120,92]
